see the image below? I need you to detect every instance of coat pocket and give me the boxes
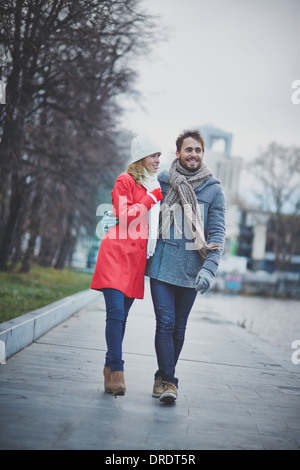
[184,249,203,276]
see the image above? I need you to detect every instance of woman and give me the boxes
[90,134,163,396]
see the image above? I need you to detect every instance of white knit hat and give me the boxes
[131,134,161,163]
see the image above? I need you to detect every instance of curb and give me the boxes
[0,289,99,363]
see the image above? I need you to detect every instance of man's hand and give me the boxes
[195,270,213,295]
[102,211,119,232]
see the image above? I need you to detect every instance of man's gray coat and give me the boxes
[145,170,226,288]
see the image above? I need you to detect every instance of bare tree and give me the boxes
[0,0,161,271]
[250,142,300,271]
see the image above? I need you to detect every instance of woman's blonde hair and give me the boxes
[127,158,152,185]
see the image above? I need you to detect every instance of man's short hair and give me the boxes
[176,130,205,152]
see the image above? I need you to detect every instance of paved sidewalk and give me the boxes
[0,281,300,450]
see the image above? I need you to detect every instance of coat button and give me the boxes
[131,242,136,246]
[140,243,144,249]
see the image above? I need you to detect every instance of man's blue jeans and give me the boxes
[103,288,134,372]
[150,278,197,387]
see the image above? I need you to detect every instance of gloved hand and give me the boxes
[102,211,119,232]
[149,187,163,202]
[195,270,213,295]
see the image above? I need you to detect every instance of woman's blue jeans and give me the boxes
[102,288,134,372]
[150,278,197,387]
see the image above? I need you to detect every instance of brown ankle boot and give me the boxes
[103,366,113,394]
[111,370,126,396]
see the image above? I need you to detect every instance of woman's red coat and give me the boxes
[90,173,154,299]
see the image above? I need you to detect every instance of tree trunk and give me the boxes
[19,181,43,272]
[0,172,24,271]
[55,212,76,270]
[19,230,37,273]
[38,235,57,268]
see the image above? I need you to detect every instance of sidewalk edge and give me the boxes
[0,289,99,363]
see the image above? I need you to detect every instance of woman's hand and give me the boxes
[149,188,163,203]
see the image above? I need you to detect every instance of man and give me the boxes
[146,129,225,403]
[103,130,226,404]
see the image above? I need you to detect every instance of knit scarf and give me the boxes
[141,169,161,259]
[159,158,221,258]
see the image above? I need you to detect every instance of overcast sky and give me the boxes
[119,0,300,163]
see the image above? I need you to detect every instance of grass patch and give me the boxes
[0,265,92,323]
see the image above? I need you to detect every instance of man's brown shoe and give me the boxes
[159,381,177,404]
[152,377,164,398]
